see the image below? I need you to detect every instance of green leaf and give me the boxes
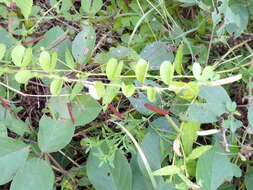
[192,62,201,80]
[50,79,63,95]
[0,137,29,185]
[72,25,96,64]
[181,121,200,155]
[135,59,148,83]
[183,86,231,123]
[160,61,174,85]
[199,66,215,81]
[21,47,33,67]
[245,167,253,190]
[0,43,6,60]
[223,115,242,134]
[122,83,135,98]
[65,48,76,69]
[38,115,75,153]
[140,42,174,70]
[69,82,84,101]
[11,44,26,67]
[94,81,105,99]
[186,145,213,162]
[147,86,156,102]
[103,84,120,105]
[153,166,180,176]
[49,93,102,126]
[196,145,241,190]
[14,0,33,20]
[10,158,54,190]
[106,58,123,81]
[87,143,132,190]
[15,70,34,84]
[248,105,253,130]
[81,0,103,15]
[39,51,52,72]
[173,43,184,74]
[0,105,29,136]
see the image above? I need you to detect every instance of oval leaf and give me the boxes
[15,70,34,84]
[106,58,123,81]
[72,26,96,64]
[160,61,174,85]
[21,47,33,67]
[11,44,26,67]
[147,86,156,102]
[39,51,52,72]
[38,115,75,153]
[192,62,202,80]
[50,79,63,95]
[135,59,148,83]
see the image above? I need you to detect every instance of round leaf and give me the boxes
[147,86,156,102]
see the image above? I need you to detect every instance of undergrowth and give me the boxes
[0,0,253,190]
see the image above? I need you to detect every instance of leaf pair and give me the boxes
[106,58,123,81]
[11,45,33,67]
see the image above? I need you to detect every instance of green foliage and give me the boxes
[0,0,252,189]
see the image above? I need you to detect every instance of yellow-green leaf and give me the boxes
[106,58,123,81]
[94,81,105,99]
[153,165,180,176]
[11,45,26,67]
[186,145,213,162]
[0,43,6,60]
[15,70,34,84]
[50,79,63,95]
[50,52,58,71]
[173,43,184,74]
[14,0,33,20]
[21,48,33,67]
[65,48,76,69]
[147,86,156,102]
[69,82,84,101]
[121,83,135,97]
[39,51,52,72]
[160,61,174,85]
[181,121,200,155]
[135,59,148,83]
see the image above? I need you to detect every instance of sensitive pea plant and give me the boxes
[1,0,253,190]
